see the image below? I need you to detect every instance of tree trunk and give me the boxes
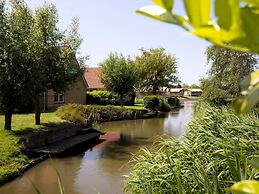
[35,95,41,125]
[4,111,12,130]
[120,95,124,106]
[152,86,157,95]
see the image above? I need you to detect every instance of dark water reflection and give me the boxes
[0,100,195,194]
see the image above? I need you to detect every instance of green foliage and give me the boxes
[56,104,144,125]
[0,131,28,181]
[0,0,83,129]
[229,156,259,194]
[200,45,257,105]
[33,3,82,94]
[100,53,138,105]
[0,0,36,129]
[234,70,259,114]
[167,96,180,108]
[136,48,179,94]
[143,95,161,111]
[229,180,259,194]
[86,90,119,105]
[137,0,259,113]
[65,17,88,66]
[143,95,171,112]
[125,102,259,193]
[159,97,171,112]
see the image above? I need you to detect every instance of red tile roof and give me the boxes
[84,67,105,90]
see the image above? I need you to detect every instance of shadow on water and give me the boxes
[0,100,196,194]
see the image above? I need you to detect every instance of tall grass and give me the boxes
[125,102,259,193]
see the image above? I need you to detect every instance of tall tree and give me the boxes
[65,17,88,67]
[32,3,82,125]
[201,45,257,104]
[136,48,179,94]
[0,0,35,130]
[100,53,138,105]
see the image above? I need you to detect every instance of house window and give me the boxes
[54,93,64,103]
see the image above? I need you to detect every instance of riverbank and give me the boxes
[0,105,156,186]
[0,100,194,194]
[0,112,71,186]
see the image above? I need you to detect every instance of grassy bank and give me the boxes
[0,112,68,134]
[0,112,69,184]
[125,102,259,193]
[0,131,29,183]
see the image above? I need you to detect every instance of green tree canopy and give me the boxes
[0,0,35,130]
[100,53,138,105]
[32,3,83,125]
[0,0,83,129]
[136,48,179,94]
[201,45,257,104]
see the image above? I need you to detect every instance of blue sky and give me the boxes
[26,0,210,85]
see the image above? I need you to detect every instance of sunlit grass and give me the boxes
[0,131,28,182]
[0,112,68,134]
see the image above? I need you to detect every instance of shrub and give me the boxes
[86,90,119,105]
[57,104,138,125]
[125,102,259,193]
[143,95,161,111]
[135,98,144,104]
[167,96,180,108]
[143,95,171,112]
[159,98,171,112]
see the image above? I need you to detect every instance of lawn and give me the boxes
[0,112,69,182]
[0,112,68,134]
[123,104,146,111]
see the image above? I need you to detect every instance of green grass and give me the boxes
[0,112,69,182]
[0,112,68,134]
[0,131,29,182]
[123,104,146,111]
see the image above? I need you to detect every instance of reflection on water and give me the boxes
[0,100,195,194]
[164,100,194,138]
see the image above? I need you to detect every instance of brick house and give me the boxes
[42,67,106,110]
[42,76,88,110]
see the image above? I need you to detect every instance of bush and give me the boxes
[143,96,161,111]
[159,98,171,112]
[143,95,171,112]
[57,104,139,125]
[167,96,180,108]
[125,102,259,193]
[86,90,120,105]
[86,90,135,106]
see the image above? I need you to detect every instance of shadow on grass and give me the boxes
[13,121,70,135]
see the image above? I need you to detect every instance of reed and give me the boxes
[125,102,259,193]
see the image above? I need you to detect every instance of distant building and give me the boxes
[84,67,105,91]
[169,88,184,96]
[184,89,203,96]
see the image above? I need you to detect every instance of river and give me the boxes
[0,100,195,194]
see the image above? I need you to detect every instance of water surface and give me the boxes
[0,100,195,194]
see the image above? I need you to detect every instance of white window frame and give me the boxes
[54,93,65,103]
